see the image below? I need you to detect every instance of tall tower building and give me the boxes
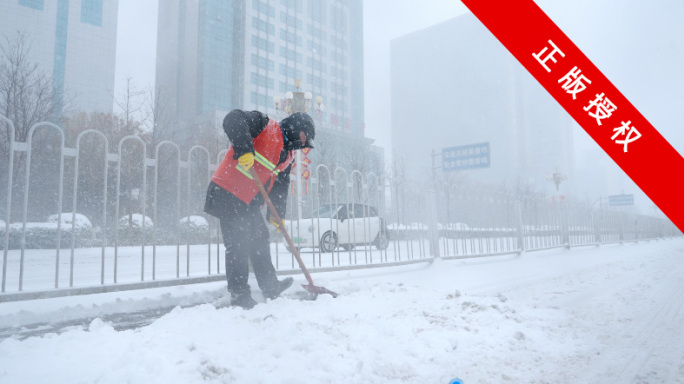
[155,0,365,143]
[0,0,119,114]
[391,13,574,194]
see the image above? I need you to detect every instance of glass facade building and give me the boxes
[155,0,365,142]
[0,0,119,114]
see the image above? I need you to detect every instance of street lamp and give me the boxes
[273,95,281,111]
[273,78,324,119]
[272,79,323,221]
[547,168,568,191]
[314,95,325,123]
[282,79,313,114]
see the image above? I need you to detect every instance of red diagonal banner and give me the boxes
[461,0,684,232]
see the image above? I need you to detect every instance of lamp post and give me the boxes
[314,95,325,124]
[272,81,324,121]
[272,79,323,221]
[547,168,568,192]
[285,78,313,114]
[273,95,281,113]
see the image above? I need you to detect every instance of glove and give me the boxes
[269,216,285,232]
[237,153,254,170]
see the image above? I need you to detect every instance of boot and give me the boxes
[263,277,294,300]
[230,292,257,309]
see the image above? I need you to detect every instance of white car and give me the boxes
[284,203,390,253]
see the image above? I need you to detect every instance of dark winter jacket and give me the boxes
[204,110,292,221]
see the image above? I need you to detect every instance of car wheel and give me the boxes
[373,228,390,250]
[341,244,355,251]
[320,231,337,253]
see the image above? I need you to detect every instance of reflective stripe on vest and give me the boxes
[234,151,284,180]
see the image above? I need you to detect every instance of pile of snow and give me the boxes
[440,222,471,230]
[179,215,208,228]
[47,213,92,229]
[178,215,210,244]
[1,214,94,249]
[118,214,153,229]
[1,239,684,383]
[389,222,428,230]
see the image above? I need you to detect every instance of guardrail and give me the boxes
[1,114,680,301]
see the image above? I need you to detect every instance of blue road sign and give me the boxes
[442,142,490,172]
[608,194,634,206]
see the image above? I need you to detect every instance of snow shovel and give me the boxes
[248,167,338,298]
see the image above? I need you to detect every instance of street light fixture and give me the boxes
[314,95,325,123]
[272,79,323,221]
[274,78,323,117]
[273,95,281,111]
[548,168,568,191]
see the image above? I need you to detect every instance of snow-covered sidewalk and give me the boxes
[1,239,684,383]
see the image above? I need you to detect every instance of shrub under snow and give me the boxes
[0,213,94,249]
[117,214,154,229]
[178,215,210,244]
[48,213,92,230]
[116,214,155,245]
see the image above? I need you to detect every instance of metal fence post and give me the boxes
[1,114,16,293]
[515,200,525,252]
[2,113,683,299]
[561,203,570,248]
[426,187,440,258]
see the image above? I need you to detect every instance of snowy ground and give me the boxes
[1,238,684,383]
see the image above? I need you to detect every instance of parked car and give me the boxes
[284,203,390,253]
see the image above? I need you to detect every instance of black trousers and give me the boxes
[219,200,278,296]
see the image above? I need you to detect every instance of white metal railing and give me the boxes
[1,114,680,301]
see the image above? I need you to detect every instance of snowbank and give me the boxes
[118,214,154,229]
[180,215,208,228]
[1,239,684,383]
[48,213,93,229]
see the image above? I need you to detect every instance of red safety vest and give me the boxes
[211,118,295,204]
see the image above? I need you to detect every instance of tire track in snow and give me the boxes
[557,245,684,383]
[610,257,684,383]
[449,241,684,382]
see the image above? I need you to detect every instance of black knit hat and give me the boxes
[280,112,315,149]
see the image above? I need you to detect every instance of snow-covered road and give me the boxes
[1,239,683,383]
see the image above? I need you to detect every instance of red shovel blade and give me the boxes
[302,284,338,298]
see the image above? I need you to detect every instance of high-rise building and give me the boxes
[0,0,119,114]
[155,0,365,144]
[391,13,574,194]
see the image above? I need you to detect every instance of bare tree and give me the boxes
[113,76,148,136]
[311,132,380,175]
[61,111,117,226]
[60,108,155,238]
[147,86,176,144]
[0,32,67,221]
[0,31,60,145]
[111,80,153,231]
[309,131,341,171]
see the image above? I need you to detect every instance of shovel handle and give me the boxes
[248,167,315,286]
